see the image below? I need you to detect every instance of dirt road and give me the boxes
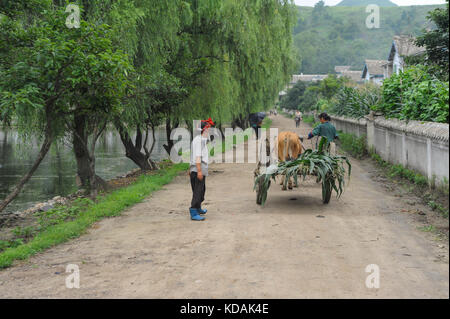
[0,115,448,298]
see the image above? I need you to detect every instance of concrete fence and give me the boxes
[329,113,449,183]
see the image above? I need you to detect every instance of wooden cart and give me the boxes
[254,137,344,206]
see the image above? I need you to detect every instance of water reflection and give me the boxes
[0,128,169,212]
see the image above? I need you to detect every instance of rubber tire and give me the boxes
[256,179,263,205]
[256,179,270,205]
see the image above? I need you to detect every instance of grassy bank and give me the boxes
[370,151,448,219]
[0,162,189,269]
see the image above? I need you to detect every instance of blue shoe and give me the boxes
[190,208,205,221]
[198,207,207,215]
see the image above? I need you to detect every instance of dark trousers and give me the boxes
[190,172,206,209]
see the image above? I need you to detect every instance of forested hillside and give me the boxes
[336,0,397,6]
[294,3,445,73]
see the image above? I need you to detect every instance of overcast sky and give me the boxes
[294,0,447,6]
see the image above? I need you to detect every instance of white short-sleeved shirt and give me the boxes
[190,135,209,176]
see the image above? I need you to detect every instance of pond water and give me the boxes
[0,128,169,213]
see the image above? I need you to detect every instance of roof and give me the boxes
[388,35,426,61]
[335,66,351,73]
[340,70,363,83]
[362,60,387,78]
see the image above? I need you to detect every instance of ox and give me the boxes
[277,131,303,190]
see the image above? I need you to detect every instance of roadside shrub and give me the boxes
[329,85,380,119]
[337,132,367,159]
[303,115,315,124]
[375,65,449,123]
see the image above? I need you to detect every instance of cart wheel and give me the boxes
[322,181,332,204]
[256,178,264,205]
[256,178,270,205]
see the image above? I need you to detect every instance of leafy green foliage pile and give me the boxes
[254,149,351,206]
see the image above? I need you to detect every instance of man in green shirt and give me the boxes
[307,113,338,151]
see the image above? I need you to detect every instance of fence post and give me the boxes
[402,132,407,167]
[427,138,432,181]
[385,130,390,162]
[366,112,375,151]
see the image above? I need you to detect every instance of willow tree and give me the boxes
[108,0,298,162]
[177,0,298,133]
[114,0,234,161]
[0,5,131,210]
[182,0,298,129]
[104,0,191,169]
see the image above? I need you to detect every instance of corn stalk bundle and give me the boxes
[254,149,352,206]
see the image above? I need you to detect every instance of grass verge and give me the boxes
[370,151,448,219]
[334,129,448,220]
[0,162,189,269]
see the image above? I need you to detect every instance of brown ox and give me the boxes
[278,131,303,190]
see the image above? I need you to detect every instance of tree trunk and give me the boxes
[73,113,91,189]
[0,127,53,213]
[163,118,179,155]
[115,121,155,171]
[218,124,225,142]
[72,113,107,194]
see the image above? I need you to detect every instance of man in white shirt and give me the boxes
[189,118,214,221]
[295,110,302,128]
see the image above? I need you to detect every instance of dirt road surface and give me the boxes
[0,115,448,298]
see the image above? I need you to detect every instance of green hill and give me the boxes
[294,4,444,74]
[336,0,397,6]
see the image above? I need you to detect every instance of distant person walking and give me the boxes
[295,110,302,128]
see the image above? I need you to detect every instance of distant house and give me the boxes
[334,66,352,74]
[342,71,364,84]
[290,74,328,87]
[279,73,329,98]
[362,60,387,85]
[383,35,426,78]
[335,66,363,84]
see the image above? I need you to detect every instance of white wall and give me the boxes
[330,114,449,183]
